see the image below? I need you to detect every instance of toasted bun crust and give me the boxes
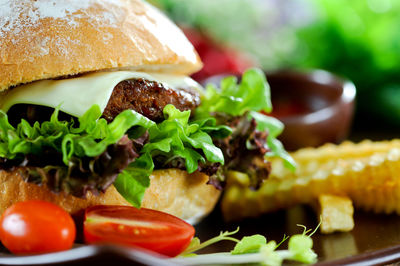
[0,168,220,223]
[0,0,202,91]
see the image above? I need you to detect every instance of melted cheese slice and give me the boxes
[0,71,202,118]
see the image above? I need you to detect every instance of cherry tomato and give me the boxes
[0,200,76,254]
[84,205,195,257]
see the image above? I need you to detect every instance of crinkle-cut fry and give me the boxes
[221,140,400,221]
[291,140,400,164]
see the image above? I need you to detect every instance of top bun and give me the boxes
[0,0,202,91]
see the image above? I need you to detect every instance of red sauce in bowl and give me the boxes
[268,99,312,119]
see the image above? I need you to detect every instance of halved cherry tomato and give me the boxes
[0,200,76,254]
[84,205,195,257]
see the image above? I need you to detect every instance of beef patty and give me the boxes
[103,78,200,122]
[7,78,201,124]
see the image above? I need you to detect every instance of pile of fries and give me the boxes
[222,140,400,233]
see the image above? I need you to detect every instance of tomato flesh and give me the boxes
[84,205,195,257]
[0,200,76,254]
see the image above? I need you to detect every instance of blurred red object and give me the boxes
[182,28,255,81]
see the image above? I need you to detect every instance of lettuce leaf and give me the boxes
[0,104,228,207]
[113,153,153,208]
[114,105,231,206]
[249,111,296,171]
[196,68,272,118]
[62,105,155,164]
[0,105,155,163]
[140,105,229,173]
[196,68,296,170]
[12,136,139,197]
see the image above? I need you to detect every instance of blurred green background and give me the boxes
[150,0,400,127]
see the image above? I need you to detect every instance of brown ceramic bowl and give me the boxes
[201,69,356,151]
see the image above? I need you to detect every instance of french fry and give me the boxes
[317,194,354,234]
[222,140,400,222]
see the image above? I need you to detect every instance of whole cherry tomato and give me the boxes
[0,200,76,254]
[84,205,195,257]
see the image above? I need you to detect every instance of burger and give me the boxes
[0,0,293,223]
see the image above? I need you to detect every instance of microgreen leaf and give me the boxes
[260,241,283,266]
[181,227,240,255]
[231,235,267,255]
[171,225,318,266]
[288,235,317,264]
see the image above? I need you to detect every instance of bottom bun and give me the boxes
[0,168,220,224]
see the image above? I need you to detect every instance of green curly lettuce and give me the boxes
[196,68,272,117]
[0,105,154,163]
[196,68,296,170]
[0,104,229,207]
[115,105,231,206]
[249,111,296,171]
